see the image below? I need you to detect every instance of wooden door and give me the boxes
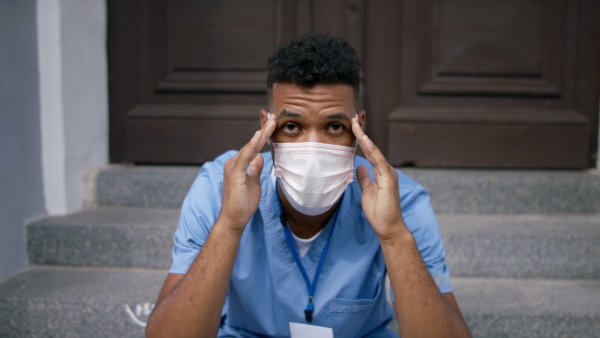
[365,0,599,168]
[109,0,296,163]
[108,0,599,168]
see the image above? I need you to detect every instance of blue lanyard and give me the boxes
[275,179,342,323]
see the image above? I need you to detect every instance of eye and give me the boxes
[325,122,346,134]
[281,122,301,135]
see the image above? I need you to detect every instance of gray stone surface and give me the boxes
[402,168,600,214]
[27,208,180,269]
[94,165,600,213]
[27,208,600,279]
[0,266,167,338]
[452,277,600,338]
[17,165,600,336]
[95,165,200,208]
[2,268,597,338]
[439,214,600,279]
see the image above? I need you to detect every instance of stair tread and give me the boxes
[403,168,600,214]
[94,165,600,214]
[0,266,166,302]
[1,267,599,338]
[96,165,200,208]
[27,209,600,278]
[3,267,598,313]
[27,208,180,269]
[452,277,600,316]
[438,214,600,279]
[0,266,166,337]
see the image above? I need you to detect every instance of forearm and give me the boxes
[146,219,243,337]
[381,226,471,338]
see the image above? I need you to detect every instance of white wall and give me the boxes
[38,0,108,214]
[0,0,45,281]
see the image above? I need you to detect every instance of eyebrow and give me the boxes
[278,109,302,119]
[277,110,351,121]
[325,113,351,121]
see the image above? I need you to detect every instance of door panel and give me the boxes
[109,0,599,167]
[365,0,598,168]
[109,0,297,163]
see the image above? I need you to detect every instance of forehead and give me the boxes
[270,83,354,110]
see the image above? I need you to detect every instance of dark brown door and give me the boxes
[365,0,599,168]
[108,0,599,168]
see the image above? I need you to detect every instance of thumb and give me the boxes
[356,165,372,192]
[248,153,264,181]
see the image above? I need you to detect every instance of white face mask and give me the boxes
[272,141,356,216]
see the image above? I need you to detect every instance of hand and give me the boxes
[351,117,406,241]
[219,113,276,231]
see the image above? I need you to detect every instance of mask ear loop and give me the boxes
[267,112,277,170]
[353,113,360,149]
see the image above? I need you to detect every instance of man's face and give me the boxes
[263,83,363,147]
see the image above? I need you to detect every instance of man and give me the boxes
[146,33,471,337]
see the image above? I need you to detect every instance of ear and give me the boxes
[260,109,269,128]
[357,110,366,130]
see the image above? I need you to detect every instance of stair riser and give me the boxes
[26,208,180,270]
[95,167,199,208]
[27,224,176,269]
[27,213,600,279]
[438,215,600,279]
[95,166,600,214]
[465,315,600,338]
[1,268,599,338]
[403,169,600,214]
[0,300,147,338]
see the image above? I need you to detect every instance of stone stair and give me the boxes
[1,165,599,337]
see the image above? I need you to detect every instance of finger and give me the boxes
[352,117,376,163]
[260,109,272,144]
[230,131,261,175]
[248,153,264,181]
[351,119,391,176]
[232,114,277,175]
[351,116,367,143]
[257,112,276,147]
[356,165,372,192]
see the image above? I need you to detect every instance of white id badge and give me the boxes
[289,322,334,338]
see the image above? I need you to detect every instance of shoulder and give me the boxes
[200,150,239,174]
[184,150,239,200]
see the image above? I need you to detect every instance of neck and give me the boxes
[277,184,340,239]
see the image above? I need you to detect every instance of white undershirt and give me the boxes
[271,168,322,257]
[292,229,324,258]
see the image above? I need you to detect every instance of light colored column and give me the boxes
[37,0,108,214]
[38,0,67,213]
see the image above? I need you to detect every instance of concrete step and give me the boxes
[402,168,600,214]
[389,277,600,337]
[27,209,600,279]
[438,214,600,279]
[451,277,600,338]
[1,267,598,338]
[94,165,199,208]
[27,208,179,269]
[93,165,600,214]
[0,266,166,338]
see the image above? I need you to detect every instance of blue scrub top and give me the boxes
[171,151,451,337]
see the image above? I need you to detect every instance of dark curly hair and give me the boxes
[267,32,361,106]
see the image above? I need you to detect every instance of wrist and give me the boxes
[214,217,246,238]
[377,222,414,247]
